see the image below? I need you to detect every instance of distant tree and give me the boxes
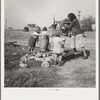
[27,24,36,30]
[80,16,95,31]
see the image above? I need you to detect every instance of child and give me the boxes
[65,13,88,59]
[28,26,41,54]
[37,27,49,58]
[32,27,50,58]
[47,26,54,52]
[52,29,66,66]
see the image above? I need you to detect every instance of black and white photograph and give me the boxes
[2,0,99,100]
[4,0,97,88]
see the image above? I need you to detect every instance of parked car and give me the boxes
[23,27,29,32]
[55,18,71,36]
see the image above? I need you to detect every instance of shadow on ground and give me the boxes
[62,50,90,65]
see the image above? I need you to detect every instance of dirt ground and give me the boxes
[4,30,96,87]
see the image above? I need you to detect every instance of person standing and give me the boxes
[28,26,41,54]
[40,27,49,58]
[64,13,88,59]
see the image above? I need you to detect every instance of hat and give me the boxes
[34,26,41,33]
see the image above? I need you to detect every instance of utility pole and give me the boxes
[53,14,55,25]
[77,10,81,22]
[52,14,57,29]
[5,18,7,30]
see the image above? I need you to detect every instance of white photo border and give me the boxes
[1,0,99,100]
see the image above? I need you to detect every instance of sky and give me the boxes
[5,0,96,29]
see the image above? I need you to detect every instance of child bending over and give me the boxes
[52,29,66,66]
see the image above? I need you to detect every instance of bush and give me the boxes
[81,16,95,31]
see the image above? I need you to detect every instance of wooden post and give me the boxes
[53,14,55,25]
[5,18,7,30]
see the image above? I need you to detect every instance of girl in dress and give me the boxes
[65,13,88,59]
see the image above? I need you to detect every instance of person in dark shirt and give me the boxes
[65,13,88,59]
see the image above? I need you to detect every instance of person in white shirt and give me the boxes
[52,30,66,66]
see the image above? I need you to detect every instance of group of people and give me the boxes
[27,13,88,66]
